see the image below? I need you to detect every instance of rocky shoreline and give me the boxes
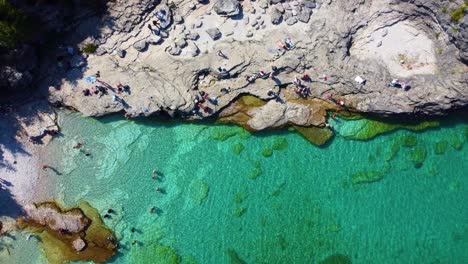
[2,0,468,134]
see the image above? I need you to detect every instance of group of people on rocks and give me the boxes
[81,72,130,103]
[292,74,312,98]
[192,90,217,115]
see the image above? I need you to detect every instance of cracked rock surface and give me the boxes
[38,0,468,131]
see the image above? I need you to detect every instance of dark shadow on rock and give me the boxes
[0,179,25,218]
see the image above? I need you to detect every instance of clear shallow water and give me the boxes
[3,111,468,264]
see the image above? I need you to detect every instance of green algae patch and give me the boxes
[293,125,334,146]
[339,118,439,141]
[180,255,199,264]
[248,168,262,180]
[270,182,286,197]
[210,126,244,141]
[217,95,266,130]
[402,135,418,147]
[409,146,427,168]
[189,179,210,204]
[232,207,247,218]
[261,148,273,157]
[17,201,117,264]
[234,192,248,204]
[272,138,288,151]
[319,254,352,264]
[133,242,197,264]
[383,141,400,161]
[434,140,449,155]
[448,134,464,150]
[351,170,384,185]
[226,248,247,264]
[152,243,180,264]
[232,143,245,155]
[253,161,261,168]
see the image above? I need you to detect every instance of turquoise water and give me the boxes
[4,111,468,263]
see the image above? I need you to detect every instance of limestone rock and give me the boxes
[133,40,147,51]
[156,5,172,29]
[186,32,200,40]
[116,49,126,58]
[303,0,316,9]
[95,47,107,56]
[297,8,311,23]
[147,35,162,45]
[213,0,240,17]
[286,17,297,25]
[270,0,282,4]
[24,203,89,233]
[72,238,87,252]
[246,31,253,38]
[271,8,283,24]
[187,41,200,57]
[167,44,182,56]
[175,38,187,48]
[174,15,184,24]
[194,20,203,28]
[206,27,222,40]
[259,0,269,9]
[274,4,285,13]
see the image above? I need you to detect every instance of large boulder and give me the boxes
[213,0,240,17]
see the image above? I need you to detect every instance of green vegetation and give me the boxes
[449,2,467,24]
[231,143,245,155]
[82,43,98,54]
[437,48,443,55]
[442,7,448,13]
[351,170,385,185]
[0,1,30,48]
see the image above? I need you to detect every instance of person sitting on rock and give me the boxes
[220,87,230,94]
[258,70,267,78]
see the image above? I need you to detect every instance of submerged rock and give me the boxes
[18,201,117,264]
